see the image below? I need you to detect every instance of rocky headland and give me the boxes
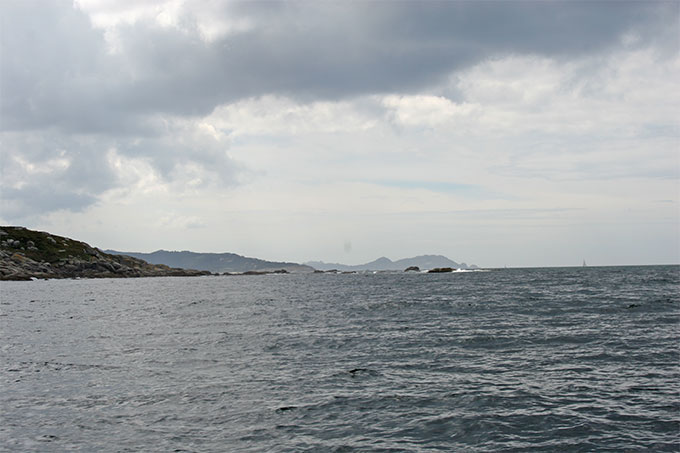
[0,226,211,281]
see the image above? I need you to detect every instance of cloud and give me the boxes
[113,118,239,187]
[0,131,118,218]
[3,1,676,134]
[0,1,677,267]
[0,118,238,220]
[3,1,675,134]
[366,180,506,200]
[157,212,207,230]
[116,1,676,111]
[207,96,379,137]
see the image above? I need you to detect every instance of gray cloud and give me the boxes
[0,124,237,221]
[0,131,118,218]
[2,1,675,133]
[0,0,676,221]
[1,186,97,220]
[115,125,239,186]
[1,1,109,132]
[116,1,675,112]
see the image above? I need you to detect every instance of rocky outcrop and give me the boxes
[428,267,454,273]
[404,266,420,272]
[0,226,211,281]
[228,269,290,276]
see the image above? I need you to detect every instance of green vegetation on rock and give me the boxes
[0,226,211,280]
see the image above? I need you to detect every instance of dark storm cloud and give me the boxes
[2,0,675,132]
[114,0,676,114]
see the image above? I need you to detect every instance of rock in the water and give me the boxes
[428,267,454,273]
[276,406,298,413]
[404,266,420,272]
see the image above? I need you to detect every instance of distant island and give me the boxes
[306,255,478,272]
[105,249,315,274]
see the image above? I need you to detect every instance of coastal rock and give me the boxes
[237,269,289,276]
[83,245,99,256]
[404,266,420,272]
[0,226,212,280]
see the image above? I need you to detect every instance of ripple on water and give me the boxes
[1,266,679,451]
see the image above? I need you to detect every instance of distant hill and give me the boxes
[305,255,478,272]
[106,249,315,274]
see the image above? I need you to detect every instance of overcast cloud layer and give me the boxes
[1,0,678,267]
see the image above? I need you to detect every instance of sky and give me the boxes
[1,0,678,267]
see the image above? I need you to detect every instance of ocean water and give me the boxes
[1,266,678,452]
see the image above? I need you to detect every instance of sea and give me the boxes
[1,266,678,452]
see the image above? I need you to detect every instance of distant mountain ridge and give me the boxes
[106,249,314,274]
[305,255,478,271]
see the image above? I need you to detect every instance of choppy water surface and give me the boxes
[1,266,679,451]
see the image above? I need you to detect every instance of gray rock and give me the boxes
[1,227,213,280]
[428,267,454,273]
[83,246,98,256]
[99,262,116,273]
